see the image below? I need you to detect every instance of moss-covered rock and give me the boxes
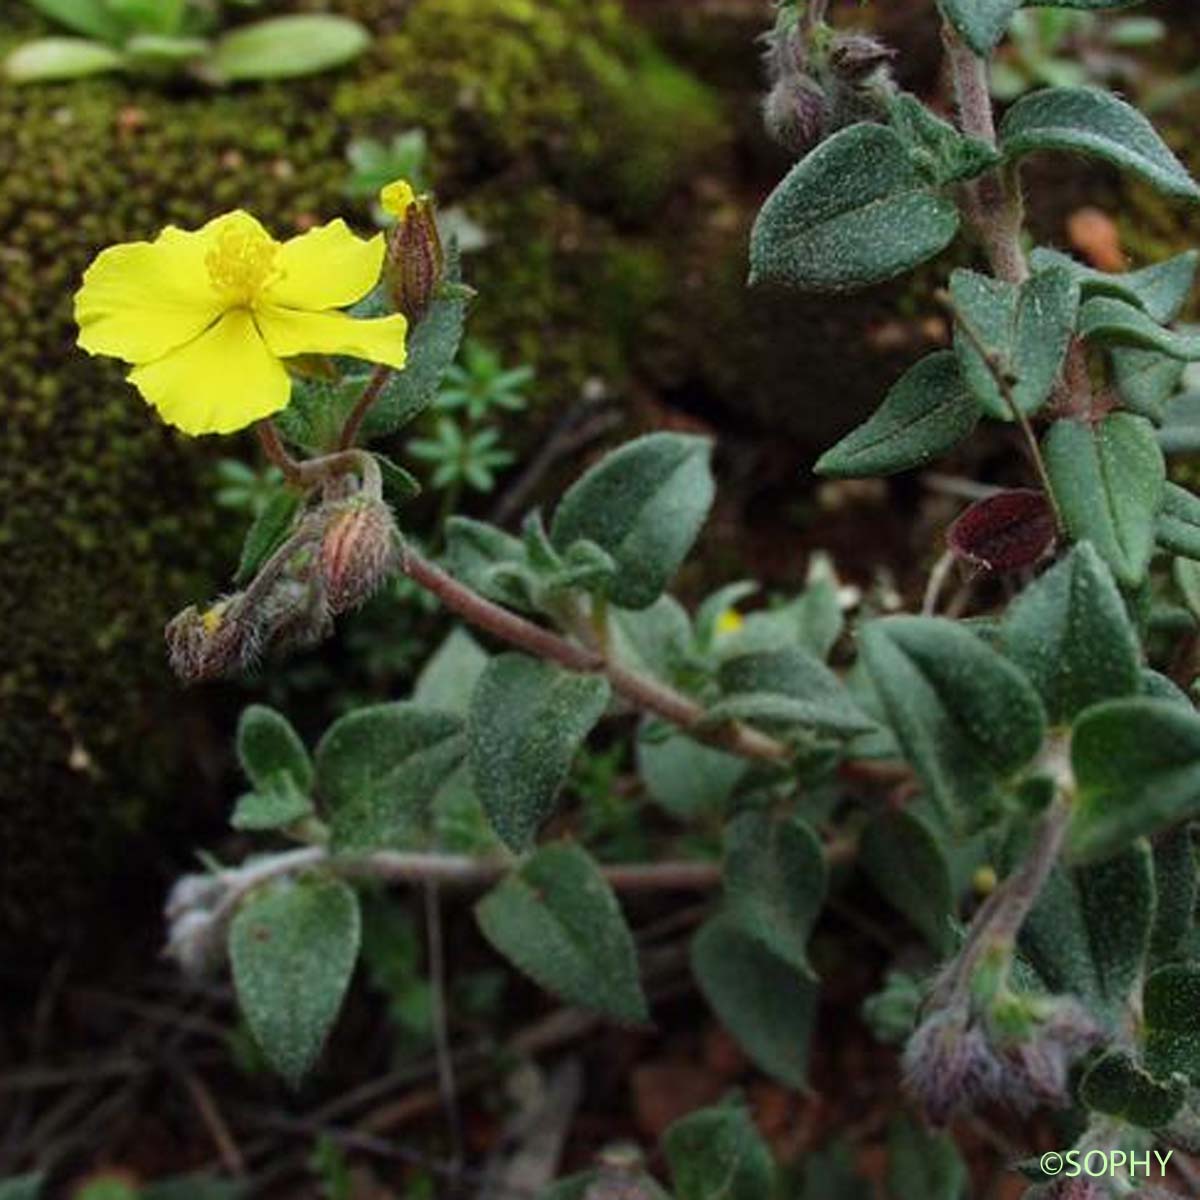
[0,0,727,944]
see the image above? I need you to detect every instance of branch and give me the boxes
[400,548,793,765]
[338,364,393,451]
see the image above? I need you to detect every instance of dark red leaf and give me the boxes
[947,489,1056,573]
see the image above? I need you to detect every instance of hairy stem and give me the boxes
[338,364,393,451]
[400,548,793,764]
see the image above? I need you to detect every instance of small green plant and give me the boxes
[4,0,370,85]
[67,0,1200,1192]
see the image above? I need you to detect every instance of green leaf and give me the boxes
[797,553,845,660]
[938,0,1021,55]
[859,617,1046,829]
[230,875,360,1086]
[1079,296,1200,359]
[230,778,313,832]
[24,0,126,40]
[609,595,692,682]
[1158,483,1200,561]
[1144,965,1200,1085]
[237,704,313,793]
[860,810,954,953]
[376,453,422,508]
[1150,828,1196,964]
[208,16,369,82]
[723,812,826,975]
[637,727,746,819]
[664,1102,774,1200]
[413,628,489,715]
[885,1116,968,1200]
[1043,413,1165,587]
[1028,247,1198,325]
[475,842,647,1023]
[1001,87,1200,202]
[467,654,610,852]
[123,34,209,68]
[1112,347,1186,423]
[815,351,980,478]
[888,93,1000,183]
[360,271,471,440]
[234,488,301,585]
[691,913,817,1088]
[1068,698,1200,862]
[315,703,465,851]
[4,37,124,81]
[950,266,1079,419]
[1079,1049,1186,1129]
[443,517,535,611]
[711,646,875,736]
[1001,542,1140,725]
[549,434,714,610]
[1020,842,1153,1024]
[749,124,960,293]
[1160,391,1200,456]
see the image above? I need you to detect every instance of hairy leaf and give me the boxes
[1158,482,1200,561]
[664,1102,774,1200]
[413,628,489,715]
[468,654,610,851]
[1029,247,1198,325]
[230,875,360,1086]
[237,705,313,793]
[938,0,1021,54]
[749,124,959,293]
[1144,965,1200,1085]
[1000,87,1200,202]
[1079,1049,1186,1129]
[637,727,746,818]
[1079,296,1200,359]
[475,842,647,1023]
[816,352,980,478]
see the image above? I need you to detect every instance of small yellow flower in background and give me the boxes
[714,608,745,637]
[75,211,408,436]
[379,179,417,221]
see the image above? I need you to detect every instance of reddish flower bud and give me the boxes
[319,497,400,615]
[382,184,445,324]
[763,74,830,156]
[948,489,1057,573]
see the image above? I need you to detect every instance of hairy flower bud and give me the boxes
[828,33,896,84]
[165,908,223,979]
[165,598,259,683]
[903,1010,1006,1126]
[319,497,401,615]
[763,74,830,156]
[381,179,445,324]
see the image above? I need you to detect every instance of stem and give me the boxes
[255,420,305,487]
[400,548,793,764]
[423,881,463,1169]
[338,364,393,451]
[944,25,1028,286]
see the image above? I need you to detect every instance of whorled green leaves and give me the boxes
[815,352,980,478]
[1043,413,1165,587]
[230,875,361,1087]
[475,842,647,1024]
[749,124,960,293]
[467,654,610,851]
[549,434,714,610]
[1000,87,1200,203]
[859,617,1046,830]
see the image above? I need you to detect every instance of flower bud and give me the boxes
[165,598,259,683]
[381,178,444,324]
[903,1010,1005,1126]
[763,74,830,156]
[165,908,223,979]
[827,33,896,84]
[319,497,400,615]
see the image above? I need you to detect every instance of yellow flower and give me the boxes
[75,211,408,436]
[379,179,417,221]
[714,608,745,636]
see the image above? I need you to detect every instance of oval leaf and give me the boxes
[1043,413,1165,587]
[749,123,960,293]
[209,16,370,82]
[664,1102,774,1200]
[939,0,1021,55]
[468,654,610,851]
[230,875,360,1087]
[815,351,980,478]
[1158,482,1200,561]
[550,434,714,610]
[1000,87,1200,203]
[4,38,124,82]
[475,842,647,1023]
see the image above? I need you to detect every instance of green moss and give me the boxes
[0,0,728,941]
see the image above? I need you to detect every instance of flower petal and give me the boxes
[129,310,291,436]
[256,305,408,370]
[75,225,224,364]
[266,219,385,310]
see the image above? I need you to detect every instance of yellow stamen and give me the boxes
[205,224,279,304]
